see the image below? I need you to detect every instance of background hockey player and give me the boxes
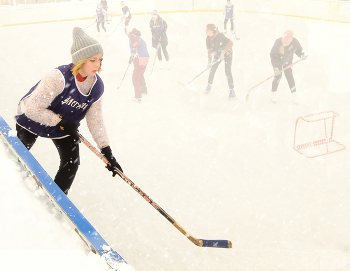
[223,0,235,35]
[96,4,107,36]
[270,30,307,103]
[100,0,109,24]
[149,10,170,70]
[121,1,132,27]
[125,26,150,102]
[15,27,123,195]
[205,24,236,100]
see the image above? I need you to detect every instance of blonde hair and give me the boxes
[71,58,102,76]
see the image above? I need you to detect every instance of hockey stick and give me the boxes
[117,40,141,90]
[117,63,131,90]
[108,19,123,37]
[83,20,97,30]
[78,132,232,249]
[178,58,221,87]
[233,21,240,40]
[245,57,307,102]
[150,37,162,75]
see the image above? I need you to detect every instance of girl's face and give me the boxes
[79,54,103,77]
[206,28,214,37]
[151,16,157,22]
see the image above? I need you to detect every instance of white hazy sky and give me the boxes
[1,8,350,271]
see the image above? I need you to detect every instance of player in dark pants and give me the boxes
[16,124,80,192]
[15,27,123,195]
[149,10,170,70]
[205,24,236,100]
[223,0,235,34]
[270,30,307,104]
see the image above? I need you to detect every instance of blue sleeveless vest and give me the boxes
[225,5,234,19]
[96,8,105,22]
[129,34,149,58]
[16,64,104,139]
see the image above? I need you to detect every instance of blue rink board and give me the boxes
[0,115,127,269]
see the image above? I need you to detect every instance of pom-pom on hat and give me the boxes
[282,30,294,43]
[151,10,159,18]
[71,27,103,64]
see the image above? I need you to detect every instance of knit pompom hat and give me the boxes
[71,27,103,64]
[282,30,294,43]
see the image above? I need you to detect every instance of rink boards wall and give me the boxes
[1,0,350,26]
[0,115,127,270]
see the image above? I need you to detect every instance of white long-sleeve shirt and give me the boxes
[17,69,109,149]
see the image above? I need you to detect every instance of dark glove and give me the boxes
[57,116,80,143]
[101,146,123,177]
[128,52,135,64]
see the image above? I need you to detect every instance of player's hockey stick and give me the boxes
[233,23,240,40]
[78,132,232,249]
[245,57,307,102]
[108,20,123,37]
[117,63,131,90]
[117,40,140,90]
[83,20,97,30]
[177,58,221,87]
[151,37,161,75]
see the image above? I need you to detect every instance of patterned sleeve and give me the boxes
[85,99,109,150]
[24,69,64,126]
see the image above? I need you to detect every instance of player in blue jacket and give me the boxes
[223,0,235,35]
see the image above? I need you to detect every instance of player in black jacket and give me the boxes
[205,24,236,100]
[121,1,132,27]
[270,30,307,103]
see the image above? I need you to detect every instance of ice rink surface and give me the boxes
[1,9,350,271]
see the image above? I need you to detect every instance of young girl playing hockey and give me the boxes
[125,26,150,101]
[149,10,170,70]
[15,27,123,195]
[205,24,236,100]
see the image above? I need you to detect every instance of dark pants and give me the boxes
[157,43,169,61]
[97,21,106,32]
[132,60,147,98]
[224,18,234,31]
[16,124,80,195]
[272,62,296,92]
[208,55,234,89]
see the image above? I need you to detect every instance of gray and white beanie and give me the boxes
[71,27,103,64]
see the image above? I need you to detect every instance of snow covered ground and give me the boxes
[1,9,350,271]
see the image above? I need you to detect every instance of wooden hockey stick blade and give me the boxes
[177,80,186,87]
[79,133,232,249]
